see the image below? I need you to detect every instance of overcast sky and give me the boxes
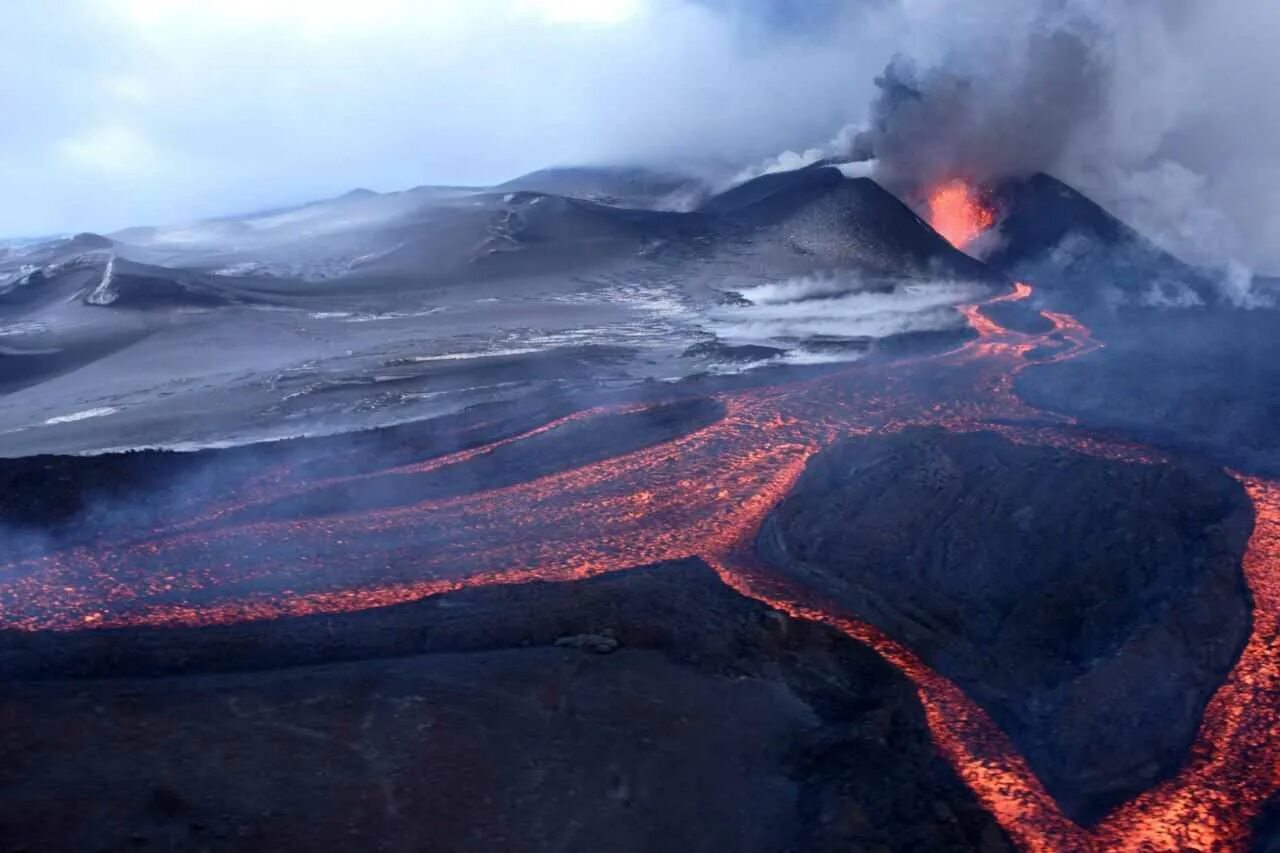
[0,0,888,236]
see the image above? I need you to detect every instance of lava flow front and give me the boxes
[2,227,1279,848]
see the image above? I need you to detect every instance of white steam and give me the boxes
[706,272,983,362]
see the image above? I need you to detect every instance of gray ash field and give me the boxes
[0,166,988,458]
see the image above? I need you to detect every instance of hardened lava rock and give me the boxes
[759,426,1253,823]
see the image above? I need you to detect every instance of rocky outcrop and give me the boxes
[0,560,1010,852]
[758,427,1253,822]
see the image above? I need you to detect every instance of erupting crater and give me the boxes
[928,178,997,250]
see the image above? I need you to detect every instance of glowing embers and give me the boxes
[927,179,996,250]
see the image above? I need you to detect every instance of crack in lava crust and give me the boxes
[3,281,1279,851]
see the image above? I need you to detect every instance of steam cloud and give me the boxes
[707,273,984,362]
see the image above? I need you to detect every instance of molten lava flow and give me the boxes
[928,179,996,249]
[2,279,1279,850]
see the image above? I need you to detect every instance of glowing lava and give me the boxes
[928,179,997,249]
[1,278,1278,850]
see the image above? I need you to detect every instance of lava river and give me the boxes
[2,277,1280,851]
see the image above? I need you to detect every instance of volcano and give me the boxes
[1,163,1279,852]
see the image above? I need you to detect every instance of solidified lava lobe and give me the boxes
[755,427,1254,823]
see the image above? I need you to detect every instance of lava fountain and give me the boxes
[928,178,996,249]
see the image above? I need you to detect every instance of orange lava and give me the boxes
[928,179,997,249]
[2,278,1278,850]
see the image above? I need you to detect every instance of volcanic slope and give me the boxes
[988,173,1280,479]
[703,164,1000,283]
[103,165,999,290]
[985,172,1221,310]
[3,166,1000,312]
[0,166,1003,458]
[494,164,699,206]
[0,248,291,396]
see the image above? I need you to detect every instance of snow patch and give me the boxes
[84,256,118,305]
[405,347,544,363]
[43,406,120,426]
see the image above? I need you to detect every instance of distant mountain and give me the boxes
[36,164,1000,291]
[0,250,267,313]
[495,166,700,207]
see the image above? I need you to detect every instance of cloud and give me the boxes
[0,0,887,236]
[517,0,648,25]
[707,273,983,355]
[57,124,159,175]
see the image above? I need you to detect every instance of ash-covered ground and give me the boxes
[0,165,989,458]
